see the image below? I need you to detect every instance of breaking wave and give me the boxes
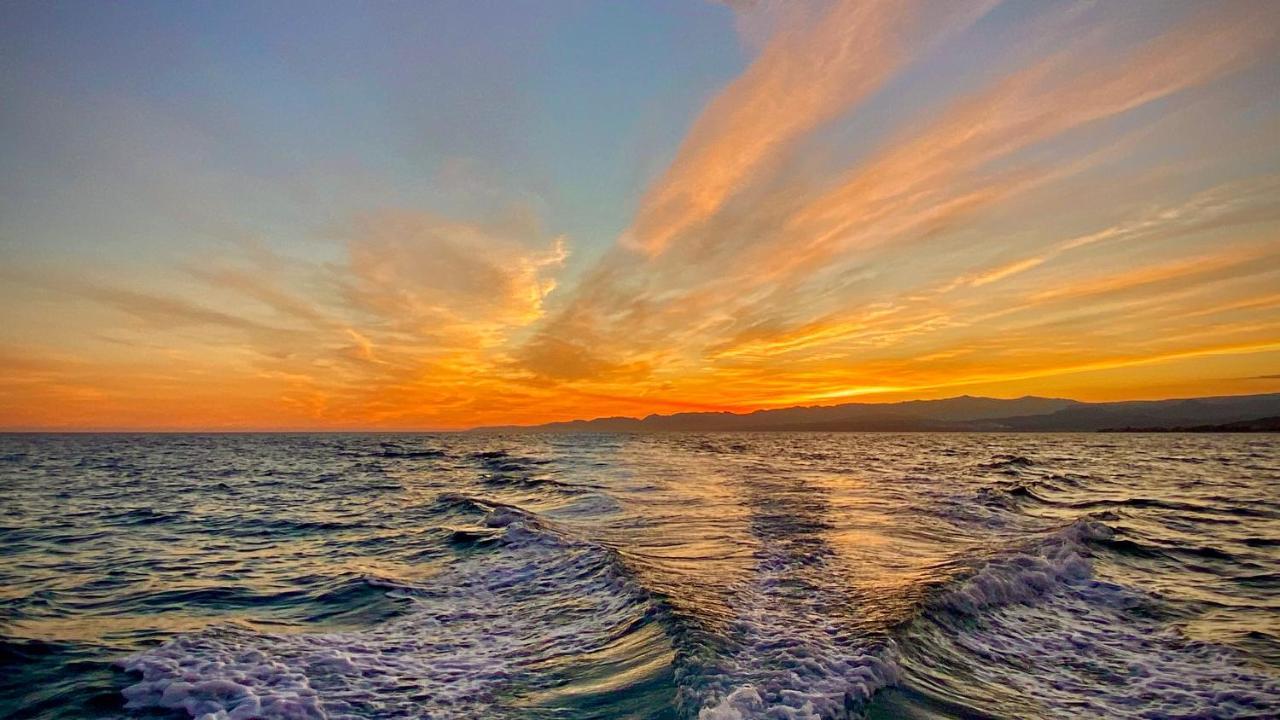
[119,496,657,719]
[893,518,1280,719]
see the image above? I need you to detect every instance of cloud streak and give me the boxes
[629,0,995,255]
[512,0,1280,414]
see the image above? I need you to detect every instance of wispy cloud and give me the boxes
[340,210,567,345]
[942,176,1280,292]
[629,0,995,256]
[2,209,573,428]
[523,2,1280,400]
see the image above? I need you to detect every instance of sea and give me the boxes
[1,432,1277,719]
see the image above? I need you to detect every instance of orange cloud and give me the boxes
[771,4,1277,281]
[1027,249,1272,304]
[342,210,567,343]
[628,0,995,255]
[521,3,1279,408]
[1,209,578,429]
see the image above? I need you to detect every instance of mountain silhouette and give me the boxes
[474,393,1280,432]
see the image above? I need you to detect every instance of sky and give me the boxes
[1,0,1279,430]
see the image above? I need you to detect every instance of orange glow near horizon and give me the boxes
[2,0,1279,430]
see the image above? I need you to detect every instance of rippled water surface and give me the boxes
[1,433,1277,719]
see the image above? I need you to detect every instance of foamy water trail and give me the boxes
[120,497,654,719]
[895,517,1280,718]
[687,467,900,719]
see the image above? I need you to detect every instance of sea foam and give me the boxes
[899,518,1280,718]
[119,498,652,719]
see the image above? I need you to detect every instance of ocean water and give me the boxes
[1,433,1277,720]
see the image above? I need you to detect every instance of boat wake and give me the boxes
[120,496,654,719]
[98,438,1280,720]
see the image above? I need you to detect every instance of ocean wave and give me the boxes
[934,519,1110,616]
[117,499,658,720]
[696,651,899,720]
[102,507,187,526]
[978,454,1036,472]
[378,443,447,460]
[893,518,1280,719]
[469,449,550,470]
[479,473,580,492]
[684,476,903,720]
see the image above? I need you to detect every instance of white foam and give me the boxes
[688,519,1121,719]
[119,504,651,719]
[939,519,1110,615]
[903,519,1280,718]
[914,582,1280,717]
[687,539,901,719]
[698,685,763,720]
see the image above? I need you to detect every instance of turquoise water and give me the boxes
[1,433,1277,719]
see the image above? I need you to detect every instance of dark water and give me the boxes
[1,433,1277,719]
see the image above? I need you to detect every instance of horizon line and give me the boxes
[5,388,1276,434]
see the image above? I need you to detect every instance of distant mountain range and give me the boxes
[475,393,1280,433]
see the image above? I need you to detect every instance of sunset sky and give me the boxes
[2,0,1279,430]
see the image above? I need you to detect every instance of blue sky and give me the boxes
[2,1,743,273]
